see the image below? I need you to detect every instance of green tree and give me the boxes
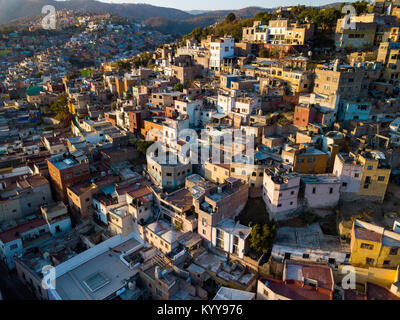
[50,94,70,121]
[174,83,184,92]
[226,13,236,23]
[116,60,131,70]
[136,140,154,156]
[250,222,277,254]
[258,48,268,58]
[353,0,370,15]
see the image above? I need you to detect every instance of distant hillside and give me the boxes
[0,0,193,24]
[186,10,210,15]
[0,0,347,36]
[318,2,344,9]
[195,6,269,19]
[145,7,270,35]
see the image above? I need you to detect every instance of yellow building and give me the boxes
[282,145,328,174]
[335,18,376,49]
[377,42,400,87]
[337,265,399,289]
[357,151,391,202]
[350,219,400,269]
[204,162,230,184]
[141,120,163,141]
[256,65,312,94]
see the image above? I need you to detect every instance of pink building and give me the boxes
[262,168,300,221]
[333,153,363,195]
[301,175,341,208]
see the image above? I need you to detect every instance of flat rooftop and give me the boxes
[275,223,349,252]
[56,238,141,300]
[213,287,255,300]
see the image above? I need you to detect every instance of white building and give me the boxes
[174,99,202,127]
[217,92,236,115]
[209,37,235,73]
[211,218,251,259]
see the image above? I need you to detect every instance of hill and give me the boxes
[0,0,354,36]
[0,0,193,25]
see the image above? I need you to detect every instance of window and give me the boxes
[9,244,18,250]
[312,187,316,194]
[342,182,348,187]
[367,166,373,170]
[303,253,309,259]
[329,188,333,194]
[366,258,374,265]
[383,260,390,266]
[378,176,385,182]
[361,243,374,250]
[390,247,398,255]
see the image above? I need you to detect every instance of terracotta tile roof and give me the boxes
[296,264,334,291]
[165,188,193,210]
[0,218,47,243]
[260,278,333,300]
[127,185,152,201]
[215,163,230,170]
[354,226,382,243]
[24,175,49,188]
[345,283,400,300]
[366,282,400,300]
[344,290,367,300]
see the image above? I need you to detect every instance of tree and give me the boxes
[254,12,276,25]
[226,13,236,23]
[174,83,184,92]
[116,60,131,70]
[258,48,268,58]
[184,80,193,89]
[132,52,153,68]
[353,0,370,15]
[249,222,276,254]
[136,140,154,156]
[110,101,118,111]
[50,94,70,121]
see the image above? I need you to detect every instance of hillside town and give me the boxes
[1,0,400,301]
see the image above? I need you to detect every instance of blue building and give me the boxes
[338,100,372,122]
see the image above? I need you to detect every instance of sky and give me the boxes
[96,0,349,11]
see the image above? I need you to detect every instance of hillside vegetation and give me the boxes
[181,1,370,44]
